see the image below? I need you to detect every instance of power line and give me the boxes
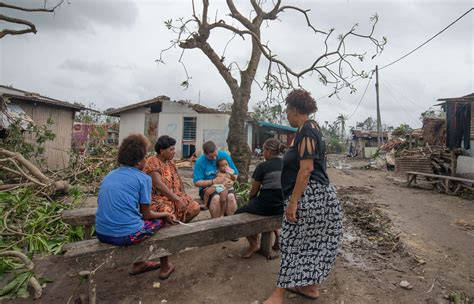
[381,82,421,126]
[381,79,425,111]
[348,77,372,120]
[379,8,473,70]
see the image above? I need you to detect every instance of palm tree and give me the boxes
[337,114,349,140]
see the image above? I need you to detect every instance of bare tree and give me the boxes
[0,1,66,39]
[160,0,386,179]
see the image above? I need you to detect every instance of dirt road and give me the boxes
[14,158,474,303]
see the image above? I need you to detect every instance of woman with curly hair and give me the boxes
[143,135,201,223]
[264,89,343,303]
[95,134,176,279]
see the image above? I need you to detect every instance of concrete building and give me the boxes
[107,96,231,159]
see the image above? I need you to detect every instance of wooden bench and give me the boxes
[60,213,281,303]
[62,197,208,239]
[406,171,474,195]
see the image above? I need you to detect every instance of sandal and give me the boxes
[129,261,160,275]
[158,265,176,280]
[286,287,319,300]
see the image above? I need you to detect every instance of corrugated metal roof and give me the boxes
[0,85,86,110]
[257,120,297,132]
[106,97,225,116]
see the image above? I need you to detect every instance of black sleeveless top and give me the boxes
[281,120,329,199]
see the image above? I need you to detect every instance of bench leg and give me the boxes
[84,225,93,239]
[258,231,279,260]
[89,271,97,304]
[407,174,417,187]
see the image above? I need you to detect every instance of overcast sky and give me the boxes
[1,0,472,130]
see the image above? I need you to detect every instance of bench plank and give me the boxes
[62,213,282,270]
[62,208,96,226]
[62,198,206,227]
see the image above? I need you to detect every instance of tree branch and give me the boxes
[0,1,66,39]
[0,14,36,39]
[278,5,327,34]
[0,1,65,13]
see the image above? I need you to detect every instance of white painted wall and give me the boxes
[117,100,231,158]
[246,122,253,149]
[197,113,230,155]
[118,107,147,144]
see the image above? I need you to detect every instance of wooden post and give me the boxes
[451,150,457,177]
[375,65,382,147]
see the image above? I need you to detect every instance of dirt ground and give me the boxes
[9,155,474,303]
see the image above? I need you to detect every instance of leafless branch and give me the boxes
[0,1,66,39]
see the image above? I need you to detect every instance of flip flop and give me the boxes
[286,287,319,300]
[158,265,176,280]
[129,261,160,276]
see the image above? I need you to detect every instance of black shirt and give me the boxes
[281,120,329,199]
[252,157,284,207]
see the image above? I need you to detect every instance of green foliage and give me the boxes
[0,118,56,162]
[234,181,251,208]
[392,123,413,137]
[420,108,445,121]
[327,137,345,154]
[0,270,33,300]
[448,291,470,304]
[0,189,85,256]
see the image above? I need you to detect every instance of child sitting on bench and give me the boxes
[95,133,176,279]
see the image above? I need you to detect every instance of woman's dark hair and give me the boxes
[118,134,150,166]
[263,138,286,156]
[155,135,176,154]
[216,158,228,167]
[202,141,217,154]
[285,89,317,114]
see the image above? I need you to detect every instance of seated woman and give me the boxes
[143,135,201,223]
[95,134,176,279]
[235,138,286,258]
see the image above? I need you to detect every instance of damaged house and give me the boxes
[107,96,231,159]
[0,85,85,170]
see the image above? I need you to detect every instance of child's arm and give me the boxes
[140,204,175,223]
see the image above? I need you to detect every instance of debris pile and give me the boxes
[338,186,402,254]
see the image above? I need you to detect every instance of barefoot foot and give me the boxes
[242,245,260,259]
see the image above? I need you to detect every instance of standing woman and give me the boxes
[264,89,343,303]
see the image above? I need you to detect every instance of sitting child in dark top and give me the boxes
[235,138,286,258]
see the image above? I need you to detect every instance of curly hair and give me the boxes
[263,138,286,156]
[285,89,317,114]
[117,134,150,166]
[155,135,176,154]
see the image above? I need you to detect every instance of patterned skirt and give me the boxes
[277,180,343,288]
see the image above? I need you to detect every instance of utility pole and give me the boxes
[375,65,382,146]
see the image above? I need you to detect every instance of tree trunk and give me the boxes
[227,89,251,182]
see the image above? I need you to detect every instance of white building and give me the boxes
[107,96,231,159]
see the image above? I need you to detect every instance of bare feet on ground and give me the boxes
[159,262,176,280]
[242,245,260,259]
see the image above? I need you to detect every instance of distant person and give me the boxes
[193,141,238,218]
[95,134,175,279]
[254,145,262,158]
[235,138,285,258]
[202,158,236,216]
[264,89,343,303]
[143,135,201,223]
